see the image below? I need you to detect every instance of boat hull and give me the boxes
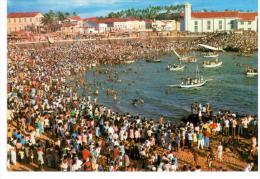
[146,59,161,63]
[203,61,222,68]
[179,81,206,88]
[246,72,258,76]
[168,65,185,71]
[125,60,135,64]
[204,54,219,58]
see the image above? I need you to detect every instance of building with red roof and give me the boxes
[181,3,258,32]
[7,12,44,33]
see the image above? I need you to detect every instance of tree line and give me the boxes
[105,5,184,20]
[41,10,77,26]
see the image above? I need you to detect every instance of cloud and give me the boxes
[74,0,120,6]
[79,9,113,17]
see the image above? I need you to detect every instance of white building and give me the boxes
[181,3,258,32]
[152,20,180,32]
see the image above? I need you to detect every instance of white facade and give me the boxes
[152,20,180,31]
[237,17,258,31]
[98,23,107,33]
[190,18,237,32]
[114,20,146,32]
[184,3,192,31]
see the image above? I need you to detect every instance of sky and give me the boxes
[7,0,258,18]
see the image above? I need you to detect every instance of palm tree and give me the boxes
[57,11,65,22]
[41,11,55,32]
[72,12,77,16]
[65,12,70,18]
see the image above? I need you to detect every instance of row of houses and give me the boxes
[7,3,258,34]
[7,12,180,34]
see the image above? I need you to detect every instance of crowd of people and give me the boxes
[7,37,258,172]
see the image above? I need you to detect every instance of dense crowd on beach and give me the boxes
[7,34,258,172]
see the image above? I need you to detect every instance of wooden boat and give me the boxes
[203,59,222,68]
[146,59,161,63]
[179,80,206,88]
[172,49,197,63]
[167,64,185,71]
[246,72,258,76]
[204,53,219,58]
[246,66,258,76]
[198,44,224,52]
[168,66,208,88]
[125,60,135,64]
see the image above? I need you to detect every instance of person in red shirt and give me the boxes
[82,147,90,161]
[83,159,92,171]
[204,130,210,148]
[113,145,120,160]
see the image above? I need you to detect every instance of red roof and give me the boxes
[62,24,77,27]
[191,11,239,18]
[83,17,97,21]
[69,16,81,21]
[180,11,257,21]
[8,12,41,18]
[144,19,153,23]
[238,12,257,21]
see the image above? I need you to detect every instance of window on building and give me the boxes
[230,21,235,29]
[248,28,251,30]
[24,18,26,22]
[14,18,16,23]
[19,18,21,22]
[219,21,223,30]
[248,21,251,25]
[30,18,32,22]
[194,21,198,32]
[207,20,211,30]
[240,21,244,25]
[8,18,10,23]
[194,25,198,32]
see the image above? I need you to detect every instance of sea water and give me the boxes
[79,52,257,123]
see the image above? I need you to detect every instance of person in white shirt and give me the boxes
[217,142,223,162]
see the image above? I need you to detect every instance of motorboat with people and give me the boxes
[172,49,197,63]
[246,66,258,76]
[203,58,223,68]
[203,52,219,58]
[179,77,206,88]
[167,64,185,71]
[168,66,209,88]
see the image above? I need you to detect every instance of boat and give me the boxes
[125,60,135,64]
[246,66,258,76]
[167,64,185,71]
[198,44,224,52]
[168,66,208,88]
[146,59,161,63]
[203,53,219,58]
[172,49,197,63]
[203,59,223,68]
